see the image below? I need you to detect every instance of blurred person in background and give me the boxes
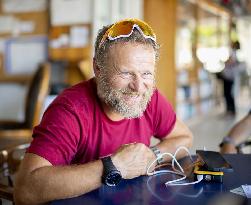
[220,108,251,153]
[220,41,241,116]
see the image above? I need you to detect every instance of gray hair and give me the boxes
[94,24,160,70]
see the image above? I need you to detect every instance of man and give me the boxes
[220,108,251,153]
[218,41,242,116]
[14,19,193,205]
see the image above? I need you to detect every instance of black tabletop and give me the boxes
[50,154,251,205]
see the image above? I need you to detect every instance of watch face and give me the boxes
[105,171,122,186]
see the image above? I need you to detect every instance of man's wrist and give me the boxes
[220,143,238,154]
[110,155,125,178]
[101,156,122,186]
[150,146,164,165]
[219,136,236,148]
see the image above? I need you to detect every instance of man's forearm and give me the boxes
[220,115,251,154]
[156,135,193,161]
[153,117,193,162]
[14,160,103,205]
[227,115,251,144]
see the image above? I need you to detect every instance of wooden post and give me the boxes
[144,0,177,108]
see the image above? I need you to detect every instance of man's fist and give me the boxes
[111,143,155,179]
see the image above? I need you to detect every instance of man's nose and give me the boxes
[129,75,145,93]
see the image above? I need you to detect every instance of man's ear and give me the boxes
[93,58,100,77]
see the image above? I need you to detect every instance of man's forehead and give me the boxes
[107,42,155,61]
[98,42,155,74]
[109,41,153,50]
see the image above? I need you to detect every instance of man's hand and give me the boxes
[111,143,155,179]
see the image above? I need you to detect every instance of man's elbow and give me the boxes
[185,129,194,149]
[14,178,38,205]
[14,188,27,205]
[14,186,32,205]
[175,118,194,149]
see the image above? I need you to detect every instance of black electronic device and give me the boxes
[196,150,233,172]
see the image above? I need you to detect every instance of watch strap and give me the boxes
[150,146,164,165]
[101,156,118,175]
[101,156,122,186]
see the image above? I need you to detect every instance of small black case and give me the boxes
[196,150,233,172]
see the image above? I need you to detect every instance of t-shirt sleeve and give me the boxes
[152,90,176,139]
[27,101,82,165]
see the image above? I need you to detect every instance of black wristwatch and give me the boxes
[101,156,122,186]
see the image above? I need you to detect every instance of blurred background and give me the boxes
[0,0,250,153]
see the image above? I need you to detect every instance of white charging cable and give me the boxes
[147,146,203,186]
[147,152,184,175]
[172,146,193,169]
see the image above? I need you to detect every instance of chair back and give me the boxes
[24,63,50,128]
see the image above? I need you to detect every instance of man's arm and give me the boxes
[14,143,155,205]
[113,118,193,175]
[153,117,193,160]
[14,153,103,205]
[220,113,251,154]
[14,118,192,205]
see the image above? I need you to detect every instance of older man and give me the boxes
[14,19,193,205]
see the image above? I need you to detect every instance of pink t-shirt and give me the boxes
[28,78,176,165]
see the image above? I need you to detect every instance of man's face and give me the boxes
[96,43,156,119]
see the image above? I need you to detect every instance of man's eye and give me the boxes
[143,72,151,75]
[121,72,130,75]
[142,72,153,78]
[120,72,131,77]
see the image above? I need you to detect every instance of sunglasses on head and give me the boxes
[99,18,156,48]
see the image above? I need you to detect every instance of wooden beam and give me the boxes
[144,0,177,108]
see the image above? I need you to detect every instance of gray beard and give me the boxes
[96,74,155,119]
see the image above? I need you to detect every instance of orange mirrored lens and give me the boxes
[108,19,155,38]
[99,19,156,48]
[108,21,134,37]
[134,20,155,37]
